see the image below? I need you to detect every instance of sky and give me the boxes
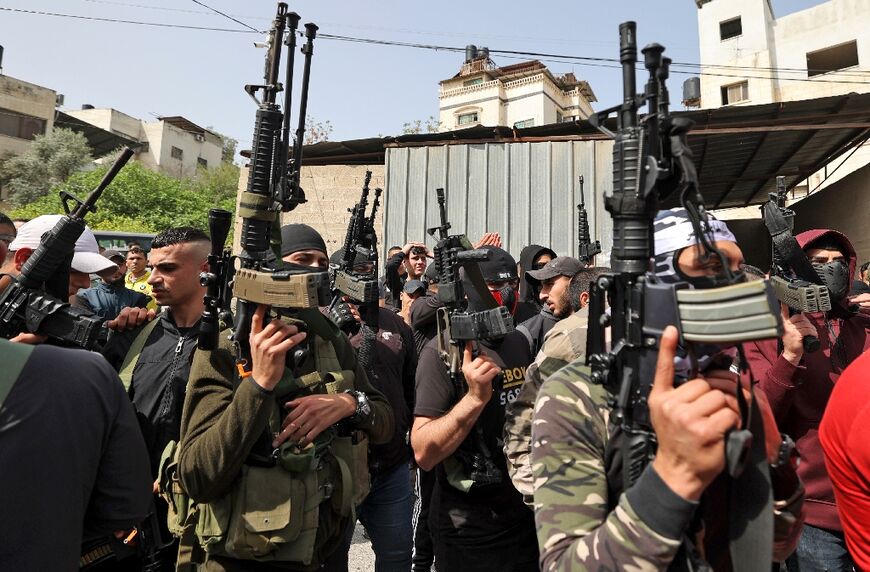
[0,0,823,154]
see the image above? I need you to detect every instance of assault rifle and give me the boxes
[329,171,380,330]
[198,208,234,350]
[585,23,783,570]
[199,3,328,353]
[427,187,513,487]
[0,148,134,348]
[577,175,601,265]
[762,176,829,353]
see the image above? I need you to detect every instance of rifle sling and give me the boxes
[462,261,499,311]
[762,202,824,285]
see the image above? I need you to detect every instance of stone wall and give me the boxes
[233,163,386,256]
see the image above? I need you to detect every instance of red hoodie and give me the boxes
[744,229,870,531]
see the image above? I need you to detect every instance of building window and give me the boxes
[719,17,742,41]
[463,77,484,87]
[0,108,47,141]
[197,157,208,168]
[720,81,749,105]
[556,111,564,123]
[807,40,859,77]
[457,112,479,126]
[171,146,183,160]
[513,118,535,129]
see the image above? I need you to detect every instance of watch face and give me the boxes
[358,392,372,417]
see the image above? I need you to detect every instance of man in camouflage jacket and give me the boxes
[531,210,804,571]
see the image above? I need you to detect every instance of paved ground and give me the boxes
[347,522,376,571]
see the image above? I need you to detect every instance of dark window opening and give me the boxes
[720,17,742,41]
[807,40,859,77]
[197,157,208,168]
[171,146,183,160]
[0,108,47,141]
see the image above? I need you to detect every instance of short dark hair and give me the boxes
[860,261,870,274]
[569,266,610,313]
[151,227,209,249]
[388,245,402,253]
[0,212,13,229]
[410,246,427,256]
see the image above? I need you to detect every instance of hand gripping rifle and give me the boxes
[585,23,782,570]
[577,175,601,265]
[761,176,829,353]
[427,187,513,487]
[201,4,328,354]
[0,148,134,348]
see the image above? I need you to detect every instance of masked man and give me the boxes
[412,246,538,572]
[532,209,803,571]
[746,229,870,571]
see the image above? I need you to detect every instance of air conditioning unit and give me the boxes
[194,133,205,142]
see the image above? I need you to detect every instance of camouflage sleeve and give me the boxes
[532,363,697,571]
[504,354,569,505]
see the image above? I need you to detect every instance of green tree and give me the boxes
[194,161,240,201]
[10,161,236,233]
[0,128,93,206]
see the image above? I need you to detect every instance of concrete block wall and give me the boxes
[233,164,386,257]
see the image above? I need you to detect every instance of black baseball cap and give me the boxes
[526,256,583,281]
[478,246,518,282]
[403,279,427,295]
[101,249,126,264]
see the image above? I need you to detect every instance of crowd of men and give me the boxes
[1,205,870,572]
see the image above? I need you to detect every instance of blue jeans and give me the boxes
[346,462,414,572]
[786,523,854,572]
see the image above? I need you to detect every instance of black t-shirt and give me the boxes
[0,342,152,571]
[414,331,534,545]
[409,293,442,358]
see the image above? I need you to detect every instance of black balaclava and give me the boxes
[281,223,327,257]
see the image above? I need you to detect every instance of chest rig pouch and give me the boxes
[158,320,370,567]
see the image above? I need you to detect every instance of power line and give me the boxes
[0,6,255,33]
[188,0,260,33]
[4,6,870,86]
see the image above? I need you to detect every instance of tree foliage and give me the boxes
[304,115,333,144]
[10,161,236,233]
[0,128,93,206]
[401,115,440,134]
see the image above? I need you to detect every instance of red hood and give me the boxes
[795,228,857,283]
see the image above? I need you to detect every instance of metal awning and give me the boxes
[301,92,870,209]
[55,111,141,157]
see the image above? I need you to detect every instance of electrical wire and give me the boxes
[3,6,870,86]
[188,0,260,34]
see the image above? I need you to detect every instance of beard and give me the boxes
[553,288,572,318]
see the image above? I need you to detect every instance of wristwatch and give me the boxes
[344,390,372,424]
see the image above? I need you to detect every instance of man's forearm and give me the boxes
[412,393,488,471]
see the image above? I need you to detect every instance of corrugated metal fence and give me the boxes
[383,140,614,265]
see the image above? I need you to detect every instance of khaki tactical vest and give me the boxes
[157,321,370,567]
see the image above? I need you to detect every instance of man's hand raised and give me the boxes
[461,341,500,405]
[649,326,741,501]
[249,305,307,392]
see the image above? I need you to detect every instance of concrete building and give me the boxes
[67,108,223,179]
[695,0,870,191]
[0,75,56,159]
[438,47,596,132]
